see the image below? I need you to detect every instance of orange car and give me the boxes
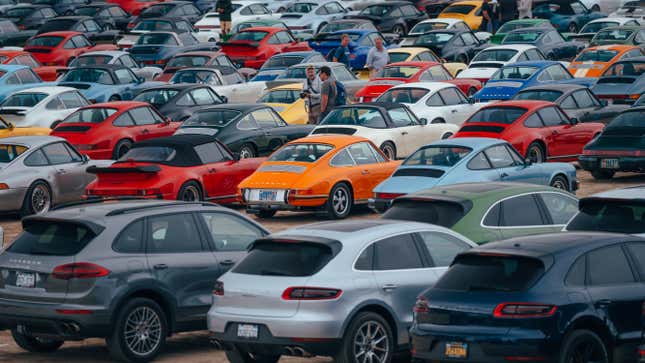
[568,45,645,78]
[239,135,400,219]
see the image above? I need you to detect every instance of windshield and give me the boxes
[375,66,420,79]
[404,146,472,167]
[491,66,538,80]
[503,31,541,43]
[411,21,449,34]
[580,21,619,34]
[416,32,453,44]
[8,221,96,256]
[137,33,177,45]
[603,61,645,76]
[230,31,268,42]
[513,89,562,102]
[167,55,210,68]
[269,143,333,162]
[376,87,428,104]
[71,55,113,67]
[63,108,117,123]
[285,2,315,13]
[567,200,645,235]
[134,20,174,31]
[360,5,391,16]
[134,89,179,107]
[61,68,113,84]
[1,93,47,107]
[575,50,618,62]
[119,146,176,162]
[0,144,28,163]
[26,36,64,47]
[259,89,299,103]
[233,242,334,276]
[468,107,527,124]
[594,29,634,42]
[473,49,518,62]
[263,55,305,69]
[320,107,387,128]
[182,109,242,128]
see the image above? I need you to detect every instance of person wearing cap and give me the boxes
[302,65,321,124]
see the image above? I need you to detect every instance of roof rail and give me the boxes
[51,197,150,211]
[105,201,219,216]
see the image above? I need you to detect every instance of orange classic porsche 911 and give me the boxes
[239,135,400,219]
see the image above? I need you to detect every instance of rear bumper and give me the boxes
[579,155,645,173]
[0,188,28,213]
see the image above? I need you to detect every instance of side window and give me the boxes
[461,33,478,45]
[572,90,595,108]
[176,21,192,32]
[373,234,424,270]
[467,152,491,170]
[333,66,354,81]
[538,107,567,126]
[60,91,88,108]
[417,231,470,267]
[548,65,571,81]
[16,55,39,67]
[635,30,645,45]
[524,112,544,128]
[73,35,91,48]
[146,213,204,253]
[330,148,355,167]
[113,111,135,126]
[113,220,144,253]
[276,31,293,44]
[537,69,553,82]
[41,142,74,164]
[354,244,374,270]
[236,114,258,130]
[85,20,100,32]
[74,22,88,33]
[130,107,157,126]
[252,109,279,128]
[425,92,445,106]
[484,144,515,168]
[176,93,196,106]
[239,5,252,15]
[267,34,280,45]
[195,142,224,164]
[439,88,466,105]
[388,107,415,127]
[315,5,328,15]
[539,193,578,225]
[347,142,378,165]
[46,96,65,110]
[24,149,49,166]
[390,7,403,16]
[63,39,76,49]
[16,69,39,84]
[588,246,636,285]
[190,87,216,105]
[517,52,529,61]
[63,142,82,162]
[452,36,465,46]
[627,243,645,278]
[560,95,577,109]
[114,69,136,84]
[483,202,500,226]
[198,212,263,251]
[565,255,586,286]
[120,55,139,68]
[527,49,545,60]
[416,51,437,62]
[500,194,545,227]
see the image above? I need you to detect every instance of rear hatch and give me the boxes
[590,127,645,150]
[24,46,53,54]
[86,162,163,195]
[457,122,509,137]
[214,237,340,318]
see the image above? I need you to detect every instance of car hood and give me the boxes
[474,80,526,100]
[373,165,453,194]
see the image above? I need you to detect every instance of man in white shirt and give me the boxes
[518,0,532,19]
[366,37,389,78]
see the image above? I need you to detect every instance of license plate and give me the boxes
[237,324,258,339]
[259,190,277,201]
[444,342,467,359]
[15,272,35,288]
[601,159,619,169]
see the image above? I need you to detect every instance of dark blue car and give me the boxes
[308,29,387,70]
[127,31,218,68]
[251,51,326,81]
[410,232,645,363]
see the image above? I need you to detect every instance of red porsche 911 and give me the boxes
[85,134,265,202]
[0,50,66,81]
[454,100,605,163]
[24,31,117,66]
[220,27,311,69]
[52,101,182,160]
[355,61,482,102]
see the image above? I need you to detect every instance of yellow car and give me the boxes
[386,47,467,77]
[438,0,483,31]
[0,117,50,139]
[259,83,308,125]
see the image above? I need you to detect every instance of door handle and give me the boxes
[551,130,558,135]
[219,259,235,266]
[153,264,168,270]
[361,170,369,175]
[401,131,408,135]
[208,168,217,173]
[451,109,458,113]
[56,169,67,175]
[595,299,612,308]
[382,284,398,291]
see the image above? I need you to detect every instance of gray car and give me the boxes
[208,219,476,363]
[0,200,268,363]
[0,136,112,216]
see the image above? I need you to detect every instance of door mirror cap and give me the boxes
[468,96,475,104]
[82,154,90,163]
[419,117,428,125]
[570,117,579,125]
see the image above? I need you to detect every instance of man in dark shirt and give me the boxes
[332,34,351,68]
[216,0,233,38]
[499,0,518,24]
[319,66,337,123]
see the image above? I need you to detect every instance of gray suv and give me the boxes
[0,200,268,363]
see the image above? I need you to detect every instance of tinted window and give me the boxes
[373,234,424,270]
[113,220,144,253]
[191,87,216,105]
[440,88,466,105]
[418,232,470,267]
[131,107,158,126]
[195,142,225,164]
[330,148,355,167]
[467,152,491,170]
[199,213,263,251]
[41,142,73,164]
[539,193,578,225]
[524,113,543,128]
[23,149,48,166]
[468,107,526,124]
[483,203,501,226]
[9,221,96,256]
[59,91,87,108]
[484,144,515,168]
[500,194,544,227]
[426,93,444,106]
[113,112,135,126]
[147,214,203,253]
[572,90,596,108]
[383,200,466,228]
[252,109,278,128]
[560,96,577,109]
[538,107,567,126]
[588,246,635,285]
[234,242,334,276]
[627,243,645,278]
[565,255,586,286]
[567,201,645,234]
[355,244,374,270]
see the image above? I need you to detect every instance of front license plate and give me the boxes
[15,272,35,288]
[444,342,467,359]
[601,159,619,169]
[259,190,277,201]
[237,324,258,339]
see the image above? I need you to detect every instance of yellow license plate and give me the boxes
[444,342,468,359]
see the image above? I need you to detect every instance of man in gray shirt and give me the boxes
[366,37,389,78]
[319,66,336,123]
[302,65,321,124]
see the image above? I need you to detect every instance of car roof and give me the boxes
[390,81,454,92]
[240,26,283,33]
[11,86,78,95]
[586,17,638,24]
[417,18,465,25]
[481,99,552,109]
[289,61,346,68]
[518,83,585,93]
[366,1,414,6]
[271,51,320,57]
[47,16,89,21]
[615,55,645,62]
[387,61,441,68]
[134,134,219,148]
[193,103,267,112]
[84,101,149,109]
[327,29,374,36]
[585,44,641,51]
[423,136,505,148]
[503,60,561,68]
[34,31,81,37]
[388,47,430,55]
[336,102,407,110]
[480,44,538,51]
[78,50,129,57]
[398,182,568,203]
[0,135,65,147]
[507,26,554,33]
[328,19,372,24]
[70,64,128,71]
[144,83,209,92]
[269,83,303,91]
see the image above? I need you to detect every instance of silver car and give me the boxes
[208,220,476,363]
[0,136,111,216]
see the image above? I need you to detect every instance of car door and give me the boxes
[386,107,423,157]
[483,143,536,184]
[130,106,173,140]
[145,212,220,325]
[535,106,575,159]
[346,141,388,201]
[40,141,88,203]
[250,108,285,154]
[194,140,239,200]
[437,87,472,124]
[114,68,139,99]
[536,191,579,228]
[415,230,472,274]
[235,113,267,152]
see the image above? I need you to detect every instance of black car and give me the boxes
[411,232,645,363]
[131,1,202,26]
[175,104,315,158]
[502,26,586,61]
[513,84,628,124]
[37,16,121,44]
[415,0,454,18]
[411,29,482,63]
[1,5,57,30]
[32,0,90,16]
[74,3,133,31]
[125,16,195,34]
[352,1,427,36]
[317,19,377,35]
[168,65,247,86]
[0,19,37,47]
[133,84,227,122]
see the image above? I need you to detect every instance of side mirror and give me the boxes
[136,76,144,84]
[419,118,428,125]
[524,158,532,166]
[164,117,172,125]
[220,95,228,103]
[82,154,90,164]
[468,96,475,104]
[570,117,579,125]
[7,122,14,130]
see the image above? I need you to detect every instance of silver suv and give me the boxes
[207,220,476,363]
[0,200,268,363]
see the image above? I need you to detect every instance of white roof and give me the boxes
[477,44,539,52]
[590,186,645,200]
[585,17,641,25]
[389,81,455,92]
[9,86,79,95]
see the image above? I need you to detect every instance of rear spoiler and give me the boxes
[86,165,161,174]
[219,41,260,48]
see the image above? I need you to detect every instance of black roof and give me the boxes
[127,134,222,166]
[78,3,123,9]
[337,102,407,110]
[507,26,553,33]
[70,64,130,71]
[366,1,414,7]
[144,83,209,92]
[12,4,53,9]
[46,16,90,22]
[194,103,268,113]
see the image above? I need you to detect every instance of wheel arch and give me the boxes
[526,139,547,159]
[340,300,402,349]
[109,284,179,335]
[27,178,55,205]
[563,315,615,353]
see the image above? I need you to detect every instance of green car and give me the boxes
[381,182,579,244]
[490,19,553,44]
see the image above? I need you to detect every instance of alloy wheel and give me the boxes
[527,146,543,163]
[353,321,389,363]
[332,187,349,216]
[567,339,603,363]
[124,306,162,357]
[239,146,255,159]
[551,178,568,191]
[31,184,50,214]
[181,185,200,201]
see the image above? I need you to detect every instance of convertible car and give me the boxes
[85,134,264,202]
[369,137,579,211]
[591,56,645,104]
[0,50,66,82]
[239,135,400,219]
[568,45,644,78]
[133,84,226,122]
[311,102,458,160]
[454,100,605,163]
[259,83,307,124]
[220,27,311,69]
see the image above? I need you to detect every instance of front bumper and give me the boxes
[0,188,28,212]
[368,198,392,214]
[579,155,645,173]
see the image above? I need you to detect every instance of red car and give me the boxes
[154,51,236,81]
[51,101,182,160]
[453,100,605,163]
[220,27,311,69]
[85,134,265,203]
[355,61,482,102]
[106,0,161,15]
[0,50,66,81]
[24,31,118,66]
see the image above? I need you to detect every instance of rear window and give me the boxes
[269,143,333,163]
[8,221,97,256]
[119,146,176,162]
[435,254,545,292]
[1,92,48,107]
[26,36,64,47]
[468,107,526,124]
[566,200,645,235]
[575,50,618,62]
[513,90,562,102]
[383,200,468,228]
[230,31,268,42]
[233,242,334,276]
[403,146,472,167]
[263,55,305,69]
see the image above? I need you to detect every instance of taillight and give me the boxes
[282,287,342,300]
[213,280,224,296]
[52,263,110,280]
[374,192,404,200]
[127,22,136,29]
[413,296,429,313]
[493,303,556,318]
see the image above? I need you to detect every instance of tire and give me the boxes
[550,175,570,192]
[177,181,202,201]
[112,139,133,160]
[456,54,468,64]
[11,329,63,353]
[326,183,353,219]
[20,181,51,217]
[568,22,578,33]
[441,132,453,139]
[239,144,256,159]
[107,298,168,363]
[256,209,277,218]
[525,142,546,163]
[225,345,280,363]
[108,95,121,102]
[379,142,396,160]
[591,170,615,180]
[467,87,477,97]
[335,312,394,363]
[392,24,406,36]
[558,329,608,363]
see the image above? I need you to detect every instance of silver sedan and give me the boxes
[0,136,112,216]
